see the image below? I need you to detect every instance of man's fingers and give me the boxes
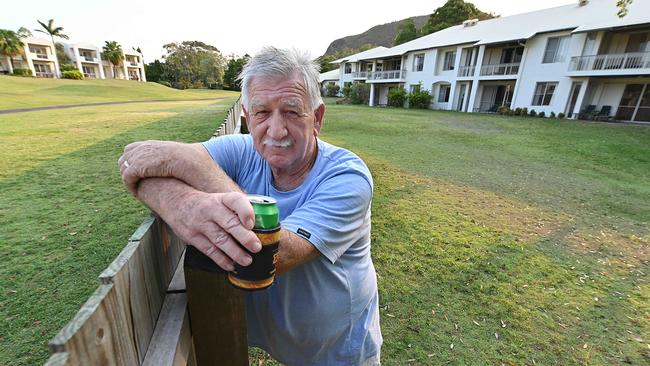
[191,234,234,271]
[212,205,261,253]
[221,192,256,229]
[205,223,253,266]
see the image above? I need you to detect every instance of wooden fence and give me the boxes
[45,96,247,365]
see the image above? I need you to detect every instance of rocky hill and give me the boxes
[324,15,429,56]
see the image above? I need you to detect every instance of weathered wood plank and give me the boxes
[43,352,70,366]
[168,249,186,293]
[49,284,139,365]
[184,246,248,366]
[142,293,191,366]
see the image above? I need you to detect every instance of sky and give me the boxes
[1,0,582,62]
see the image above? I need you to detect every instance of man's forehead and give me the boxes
[250,96,306,109]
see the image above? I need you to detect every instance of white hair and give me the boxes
[238,46,323,111]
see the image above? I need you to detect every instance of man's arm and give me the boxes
[121,140,319,273]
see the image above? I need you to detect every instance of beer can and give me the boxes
[228,195,280,291]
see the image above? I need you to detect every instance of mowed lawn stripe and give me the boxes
[0,99,235,365]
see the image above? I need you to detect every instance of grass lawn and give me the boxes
[318,102,650,365]
[0,75,238,110]
[0,94,238,365]
[1,86,648,365]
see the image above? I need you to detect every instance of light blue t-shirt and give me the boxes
[202,134,382,365]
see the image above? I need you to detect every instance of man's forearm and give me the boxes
[137,177,198,221]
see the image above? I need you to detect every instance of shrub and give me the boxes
[550,111,556,118]
[514,107,522,116]
[60,63,77,72]
[207,83,223,89]
[62,70,84,80]
[557,112,565,119]
[12,68,32,76]
[521,107,528,116]
[497,106,510,115]
[529,109,537,117]
[538,111,546,118]
[349,83,370,105]
[387,88,407,107]
[156,80,172,88]
[326,84,340,97]
[407,89,432,109]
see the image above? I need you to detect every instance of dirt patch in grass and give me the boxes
[566,227,650,269]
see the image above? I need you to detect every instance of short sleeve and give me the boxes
[201,135,251,183]
[281,171,372,264]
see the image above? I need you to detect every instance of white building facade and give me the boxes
[334,0,650,123]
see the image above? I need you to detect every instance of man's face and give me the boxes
[244,73,324,174]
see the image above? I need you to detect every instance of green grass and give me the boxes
[2,88,649,365]
[0,75,238,110]
[0,98,238,365]
[316,103,650,365]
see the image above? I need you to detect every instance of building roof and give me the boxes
[359,0,650,60]
[319,69,340,82]
[330,46,388,64]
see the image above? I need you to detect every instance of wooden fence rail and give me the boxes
[45,96,245,366]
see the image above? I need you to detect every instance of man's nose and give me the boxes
[267,111,288,139]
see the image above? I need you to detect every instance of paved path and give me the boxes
[0,97,227,115]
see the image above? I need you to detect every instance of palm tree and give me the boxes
[102,41,124,79]
[0,29,24,73]
[35,19,69,45]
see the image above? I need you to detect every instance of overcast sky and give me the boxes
[1,0,581,62]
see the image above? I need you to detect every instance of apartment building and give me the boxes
[333,0,650,123]
[0,37,61,78]
[1,38,146,82]
[65,43,105,79]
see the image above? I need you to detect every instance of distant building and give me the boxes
[1,37,146,82]
[332,0,650,123]
[319,69,340,96]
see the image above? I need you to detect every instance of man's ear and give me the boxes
[313,104,325,137]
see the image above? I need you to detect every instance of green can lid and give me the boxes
[248,195,279,229]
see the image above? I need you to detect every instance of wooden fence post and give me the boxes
[183,246,248,366]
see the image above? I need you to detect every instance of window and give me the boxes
[33,63,51,73]
[443,51,456,71]
[438,84,451,103]
[412,53,425,72]
[543,36,569,63]
[532,82,558,106]
[409,84,421,93]
[344,63,352,74]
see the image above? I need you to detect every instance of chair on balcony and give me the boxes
[593,105,613,121]
[578,105,597,120]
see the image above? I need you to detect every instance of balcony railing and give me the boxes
[83,56,98,62]
[129,61,139,67]
[367,69,407,80]
[33,53,49,60]
[480,63,520,76]
[569,51,650,71]
[35,72,55,78]
[457,65,476,77]
[351,71,369,79]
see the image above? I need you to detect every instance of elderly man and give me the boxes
[118,47,382,365]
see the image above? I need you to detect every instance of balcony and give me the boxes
[366,69,407,82]
[457,65,476,77]
[569,52,650,74]
[480,63,520,77]
[83,56,98,63]
[129,61,139,67]
[35,72,55,78]
[351,71,369,79]
[33,53,49,60]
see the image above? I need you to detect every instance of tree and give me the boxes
[394,19,419,46]
[102,41,124,79]
[144,59,168,83]
[35,19,69,45]
[223,54,250,90]
[0,29,24,71]
[162,41,226,89]
[420,0,495,36]
[617,0,633,17]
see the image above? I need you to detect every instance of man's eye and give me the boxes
[255,111,268,117]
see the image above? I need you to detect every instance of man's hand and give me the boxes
[118,140,182,196]
[168,190,262,271]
